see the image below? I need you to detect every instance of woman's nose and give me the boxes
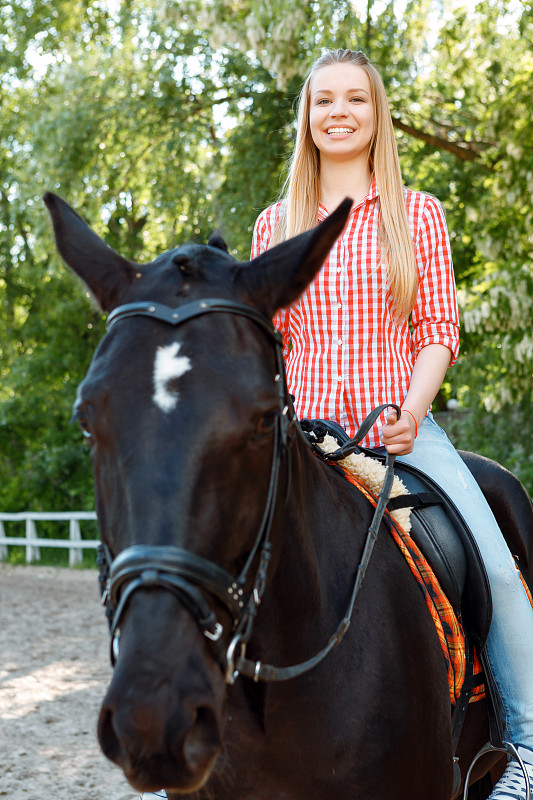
[329,101,348,117]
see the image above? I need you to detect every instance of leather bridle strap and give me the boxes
[233,449,397,682]
[102,297,293,676]
[227,405,399,683]
[315,403,400,462]
[106,545,247,666]
[106,298,281,344]
[109,545,246,619]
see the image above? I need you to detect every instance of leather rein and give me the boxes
[98,297,397,685]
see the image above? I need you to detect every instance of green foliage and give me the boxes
[0,268,103,511]
[0,0,532,532]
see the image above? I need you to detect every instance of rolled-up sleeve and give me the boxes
[411,195,460,365]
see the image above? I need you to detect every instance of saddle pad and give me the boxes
[336,465,483,706]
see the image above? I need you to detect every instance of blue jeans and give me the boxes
[395,414,533,748]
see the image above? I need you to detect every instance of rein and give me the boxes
[98,297,398,684]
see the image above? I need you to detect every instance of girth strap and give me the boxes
[388,491,442,511]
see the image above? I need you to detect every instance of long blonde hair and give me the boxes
[271,49,418,319]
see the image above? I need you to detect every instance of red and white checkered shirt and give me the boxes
[251,178,460,447]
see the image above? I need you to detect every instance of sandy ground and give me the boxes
[0,564,139,799]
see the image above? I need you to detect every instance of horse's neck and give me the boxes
[266,442,369,633]
[289,439,368,549]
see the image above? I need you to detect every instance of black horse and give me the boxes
[45,192,532,800]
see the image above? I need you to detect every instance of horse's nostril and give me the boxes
[98,707,123,763]
[182,705,220,772]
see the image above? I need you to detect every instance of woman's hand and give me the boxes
[381,408,417,455]
[381,344,453,455]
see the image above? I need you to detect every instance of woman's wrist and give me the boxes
[401,407,418,438]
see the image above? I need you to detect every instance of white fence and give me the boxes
[0,511,98,566]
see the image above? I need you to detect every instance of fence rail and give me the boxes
[0,511,98,566]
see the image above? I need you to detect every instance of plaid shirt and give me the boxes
[251,179,460,447]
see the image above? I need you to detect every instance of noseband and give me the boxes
[98,297,397,684]
[99,298,295,682]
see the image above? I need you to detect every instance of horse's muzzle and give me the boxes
[98,687,221,792]
[96,593,225,793]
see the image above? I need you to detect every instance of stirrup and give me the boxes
[463,741,531,800]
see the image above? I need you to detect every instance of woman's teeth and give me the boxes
[327,127,354,135]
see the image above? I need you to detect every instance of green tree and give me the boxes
[398,2,533,411]
[1,0,532,527]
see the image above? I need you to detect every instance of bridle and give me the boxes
[100,297,295,682]
[97,297,397,685]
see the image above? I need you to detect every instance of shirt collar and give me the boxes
[367,173,379,201]
[318,174,378,219]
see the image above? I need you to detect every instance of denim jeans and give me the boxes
[395,413,533,748]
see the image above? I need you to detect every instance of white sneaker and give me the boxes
[488,745,533,799]
[139,793,167,799]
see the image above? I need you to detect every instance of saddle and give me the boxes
[305,418,533,750]
[311,418,493,644]
[386,458,489,645]
[304,417,533,794]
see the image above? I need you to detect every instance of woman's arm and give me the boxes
[381,343,452,455]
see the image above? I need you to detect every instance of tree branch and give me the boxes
[391,116,485,163]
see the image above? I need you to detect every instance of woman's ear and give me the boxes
[237,198,352,317]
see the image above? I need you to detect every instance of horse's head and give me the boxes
[44,192,350,793]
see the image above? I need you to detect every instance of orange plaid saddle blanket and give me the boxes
[338,467,533,706]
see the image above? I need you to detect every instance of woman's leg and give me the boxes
[396,414,533,750]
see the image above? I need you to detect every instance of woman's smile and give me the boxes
[326,126,355,137]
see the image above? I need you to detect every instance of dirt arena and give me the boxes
[0,564,138,799]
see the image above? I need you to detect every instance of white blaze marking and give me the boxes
[153,342,192,413]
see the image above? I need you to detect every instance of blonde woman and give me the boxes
[251,48,533,799]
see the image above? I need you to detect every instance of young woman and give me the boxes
[251,48,533,799]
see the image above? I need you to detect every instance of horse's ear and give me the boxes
[207,232,229,253]
[238,198,352,316]
[44,192,136,312]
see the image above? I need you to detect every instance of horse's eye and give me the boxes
[76,416,93,442]
[71,406,94,442]
[253,412,278,439]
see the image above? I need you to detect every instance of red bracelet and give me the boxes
[402,408,418,438]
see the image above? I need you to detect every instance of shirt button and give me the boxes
[336,302,342,309]
[338,339,342,346]
[337,375,343,381]
[337,267,342,273]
